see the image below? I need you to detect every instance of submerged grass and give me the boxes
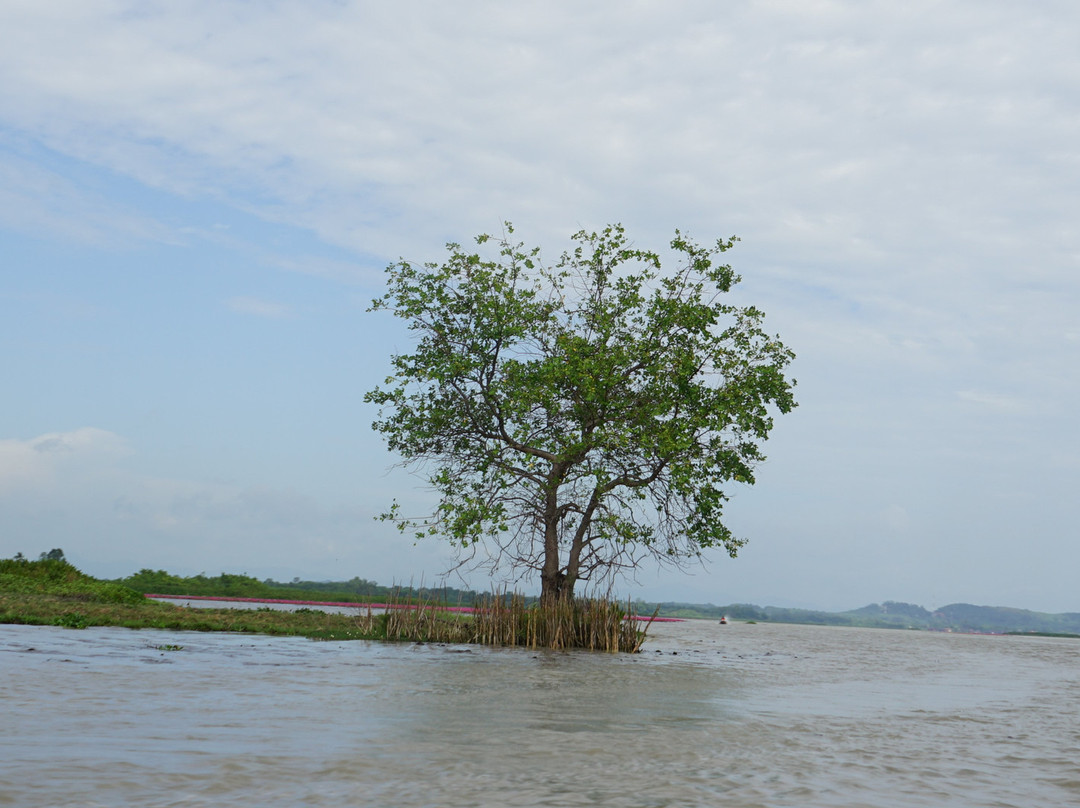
[1,559,651,651]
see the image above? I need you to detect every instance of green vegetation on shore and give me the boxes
[1,556,648,651]
[1,557,381,640]
[116,567,481,606]
[10,549,1074,639]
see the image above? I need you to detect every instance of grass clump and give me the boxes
[52,611,91,629]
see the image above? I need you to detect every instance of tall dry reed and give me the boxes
[375,593,651,652]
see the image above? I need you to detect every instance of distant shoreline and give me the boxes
[145,594,684,622]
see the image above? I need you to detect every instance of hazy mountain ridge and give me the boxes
[634,599,1080,635]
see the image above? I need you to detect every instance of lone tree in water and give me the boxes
[365,224,796,602]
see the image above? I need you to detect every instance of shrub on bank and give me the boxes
[0,557,144,604]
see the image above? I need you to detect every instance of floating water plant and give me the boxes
[52,612,89,629]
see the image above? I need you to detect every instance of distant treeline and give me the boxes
[117,568,489,606]
[632,599,1080,635]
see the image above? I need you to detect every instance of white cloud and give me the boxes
[0,146,177,246]
[881,504,911,535]
[227,296,292,318]
[0,428,129,493]
[955,390,1031,414]
[4,0,1076,374]
[0,1,1073,267]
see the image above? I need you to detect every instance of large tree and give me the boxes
[365,224,796,602]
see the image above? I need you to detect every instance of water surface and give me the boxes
[3,620,1078,806]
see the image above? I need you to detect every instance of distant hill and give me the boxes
[931,603,1080,634]
[848,601,934,621]
[633,598,1080,636]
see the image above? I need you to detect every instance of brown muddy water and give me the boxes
[2,618,1079,807]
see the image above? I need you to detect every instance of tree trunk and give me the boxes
[540,465,571,603]
[540,568,570,603]
[540,516,572,602]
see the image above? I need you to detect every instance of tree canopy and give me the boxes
[365,224,796,601]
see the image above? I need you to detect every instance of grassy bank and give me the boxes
[0,557,380,640]
[1,558,649,651]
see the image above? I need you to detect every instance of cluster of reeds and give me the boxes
[378,593,651,652]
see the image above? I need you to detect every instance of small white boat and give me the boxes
[719,616,728,625]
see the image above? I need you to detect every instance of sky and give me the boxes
[2,1,1078,613]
